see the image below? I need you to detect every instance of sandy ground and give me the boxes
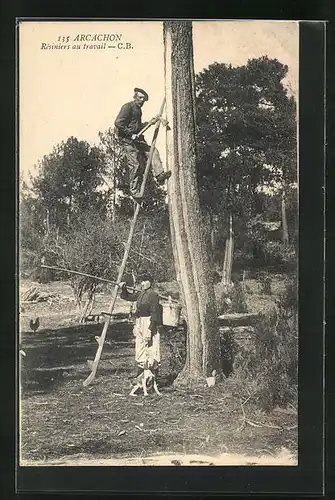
[19,279,297,467]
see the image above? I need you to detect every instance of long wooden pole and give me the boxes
[40,263,178,302]
[41,264,117,285]
[83,99,166,387]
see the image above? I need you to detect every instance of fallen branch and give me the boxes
[218,313,259,327]
[245,419,282,430]
[23,287,39,302]
[241,390,258,406]
[29,401,51,405]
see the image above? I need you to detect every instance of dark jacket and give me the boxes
[114,101,148,142]
[120,286,162,330]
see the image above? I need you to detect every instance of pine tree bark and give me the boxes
[163,21,220,386]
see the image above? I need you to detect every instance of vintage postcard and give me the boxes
[18,20,299,468]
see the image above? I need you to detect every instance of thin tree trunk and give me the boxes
[67,194,72,227]
[209,211,216,253]
[221,214,234,286]
[281,189,289,245]
[112,169,116,223]
[45,209,50,236]
[164,21,220,386]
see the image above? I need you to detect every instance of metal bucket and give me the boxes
[161,302,181,327]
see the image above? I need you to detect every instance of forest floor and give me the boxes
[19,277,297,466]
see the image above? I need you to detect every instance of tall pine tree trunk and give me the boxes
[163,21,220,386]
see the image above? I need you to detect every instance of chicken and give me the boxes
[29,317,40,332]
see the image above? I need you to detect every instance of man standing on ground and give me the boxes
[119,272,162,393]
[114,87,171,202]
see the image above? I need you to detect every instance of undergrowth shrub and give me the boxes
[262,241,297,271]
[227,274,298,410]
[251,306,298,410]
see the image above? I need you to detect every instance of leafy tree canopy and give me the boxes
[31,136,105,229]
[195,56,297,218]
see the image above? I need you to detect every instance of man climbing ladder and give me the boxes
[114,87,171,202]
[83,98,167,387]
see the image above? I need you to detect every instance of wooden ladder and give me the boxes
[83,99,166,387]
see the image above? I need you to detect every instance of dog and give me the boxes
[129,360,161,397]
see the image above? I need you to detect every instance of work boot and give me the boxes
[156,171,172,185]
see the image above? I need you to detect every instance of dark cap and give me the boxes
[134,87,149,101]
[138,270,153,282]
